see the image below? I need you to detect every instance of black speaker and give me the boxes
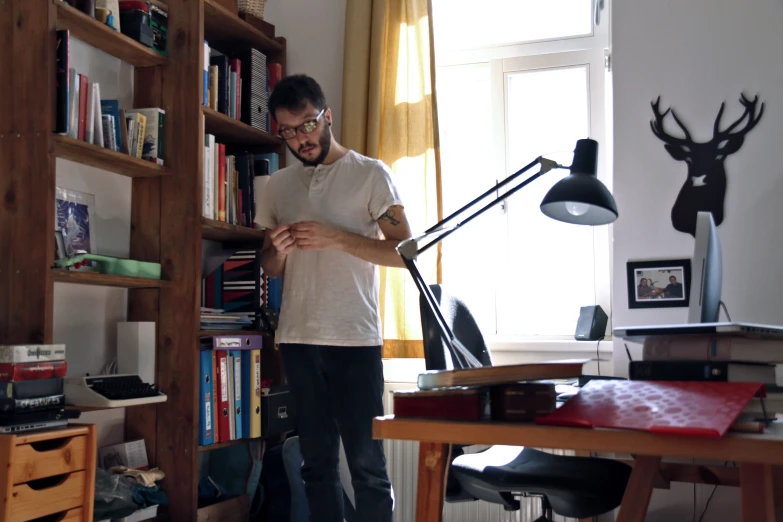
[574,305,608,341]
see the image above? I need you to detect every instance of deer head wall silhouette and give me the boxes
[649,94,764,237]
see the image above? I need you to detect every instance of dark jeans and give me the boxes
[281,343,394,522]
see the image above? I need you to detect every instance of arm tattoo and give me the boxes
[380,208,400,226]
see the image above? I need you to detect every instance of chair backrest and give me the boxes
[419,284,493,371]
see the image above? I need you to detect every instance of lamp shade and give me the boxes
[540,138,618,225]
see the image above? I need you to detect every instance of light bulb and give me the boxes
[565,202,590,216]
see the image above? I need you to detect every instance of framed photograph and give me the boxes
[55,186,95,257]
[627,258,691,309]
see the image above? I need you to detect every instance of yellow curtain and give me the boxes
[342,0,442,359]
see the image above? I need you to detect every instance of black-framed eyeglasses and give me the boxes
[278,109,325,140]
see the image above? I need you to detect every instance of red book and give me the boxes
[0,360,67,381]
[393,387,486,421]
[267,63,282,135]
[78,74,88,141]
[214,350,231,442]
[535,379,765,438]
[218,143,226,222]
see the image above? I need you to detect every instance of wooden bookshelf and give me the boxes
[0,2,287,520]
[54,0,168,68]
[204,0,283,55]
[203,106,283,146]
[51,270,169,289]
[54,135,170,178]
[201,217,266,243]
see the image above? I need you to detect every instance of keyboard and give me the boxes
[65,374,168,408]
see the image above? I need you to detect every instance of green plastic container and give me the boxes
[55,254,162,279]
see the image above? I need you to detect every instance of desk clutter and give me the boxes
[0,343,83,433]
[395,332,782,438]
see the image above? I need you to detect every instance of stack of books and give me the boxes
[628,335,783,432]
[200,307,253,331]
[392,361,586,422]
[0,344,77,433]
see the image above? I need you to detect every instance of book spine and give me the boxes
[55,30,70,135]
[0,394,65,413]
[0,361,67,381]
[0,378,64,399]
[629,360,730,381]
[0,345,66,364]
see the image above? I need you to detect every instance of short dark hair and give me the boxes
[268,74,327,122]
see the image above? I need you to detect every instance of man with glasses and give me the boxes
[256,74,410,522]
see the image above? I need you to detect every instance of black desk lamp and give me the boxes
[396,138,618,369]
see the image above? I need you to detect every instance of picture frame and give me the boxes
[55,186,95,257]
[626,258,691,309]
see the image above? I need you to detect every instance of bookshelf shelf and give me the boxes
[54,0,167,68]
[53,134,170,178]
[204,0,283,55]
[199,329,263,337]
[51,270,169,289]
[198,437,260,452]
[201,217,266,243]
[203,106,283,147]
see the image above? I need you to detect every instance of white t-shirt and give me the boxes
[254,150,403,346]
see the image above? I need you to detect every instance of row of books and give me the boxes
[202,42,283,135]
[0,344,74,433]
[56,30,166,165]
[198,336,264,445]
[201,136,278,227]
[627,335,783,432]
[202,250,264,332]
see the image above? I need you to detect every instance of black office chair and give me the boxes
[419,285,632,521]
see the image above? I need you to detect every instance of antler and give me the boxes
[713,93,765,140]
[650,96,693,145]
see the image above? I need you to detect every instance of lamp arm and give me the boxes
[396,156,562,370]
[398,157,562,261]
[402,256,484,369]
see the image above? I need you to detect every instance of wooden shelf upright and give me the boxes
[0,1,286,519]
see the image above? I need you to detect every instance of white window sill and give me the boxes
[488,338,613,354]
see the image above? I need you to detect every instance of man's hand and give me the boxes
[269,224,297,256]
[291,221,345,251]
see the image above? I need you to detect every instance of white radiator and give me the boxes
[382,370,576,522]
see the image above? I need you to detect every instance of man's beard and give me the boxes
[290,127,332,166]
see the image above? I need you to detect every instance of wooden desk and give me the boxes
[373,415,783,522]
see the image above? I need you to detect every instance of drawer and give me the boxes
[13,435,87,484]
[9,470,86,522]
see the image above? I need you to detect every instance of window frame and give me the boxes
[433,0,614,351]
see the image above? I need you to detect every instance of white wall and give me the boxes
[263,0,347,141]
[611,0,783,519]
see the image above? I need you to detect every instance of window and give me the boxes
[433,0,612,342]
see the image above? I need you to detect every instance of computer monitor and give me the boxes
[688,211,722,323]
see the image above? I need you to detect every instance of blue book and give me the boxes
[254,152,279,174]
[199,350,215,445]
[203,41,210,106]
[241,350,253,439]
[100,99,121,151]
[230,349,242,439]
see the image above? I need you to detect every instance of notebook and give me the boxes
[534,379,765,438]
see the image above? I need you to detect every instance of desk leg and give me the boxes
[615,456,661,522]
[416,442,447,522]
[740,463,775,522]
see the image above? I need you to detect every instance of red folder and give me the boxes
[535,379,765,438]
[214,350,231,442]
